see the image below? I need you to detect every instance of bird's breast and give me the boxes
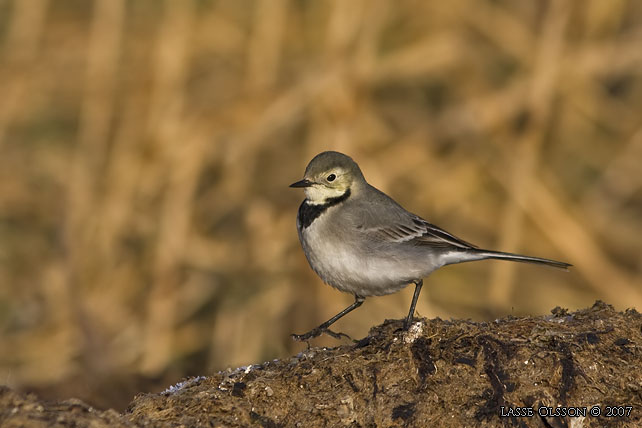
[297,209,420,296]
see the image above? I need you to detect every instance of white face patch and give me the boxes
[304,184,347,204]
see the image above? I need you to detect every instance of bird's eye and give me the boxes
[326,173,336,182]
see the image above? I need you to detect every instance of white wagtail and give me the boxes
[290,151,571,341]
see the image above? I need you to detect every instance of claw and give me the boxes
[291,327,351,342]
[324,328,352,340]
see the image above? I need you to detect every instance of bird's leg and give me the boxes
[292,295,365,341]
[404,279,423,330]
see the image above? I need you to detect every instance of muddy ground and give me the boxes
[1,301,641,427]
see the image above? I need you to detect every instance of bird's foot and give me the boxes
[402,316,414,331]
[291,327,352,342]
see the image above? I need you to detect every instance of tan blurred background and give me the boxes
[1,0,641,411]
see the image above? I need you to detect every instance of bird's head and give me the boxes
[290,151,365,204]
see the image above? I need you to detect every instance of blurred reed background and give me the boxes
[1,0,641,411]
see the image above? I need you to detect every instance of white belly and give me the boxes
[299,217,424,296]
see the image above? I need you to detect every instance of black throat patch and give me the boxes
[298,189,351,230]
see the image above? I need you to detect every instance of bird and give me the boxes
[290,151,571,341]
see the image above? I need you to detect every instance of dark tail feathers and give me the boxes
[473,249,571,270]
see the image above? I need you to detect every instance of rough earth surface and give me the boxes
[2,301,641,427]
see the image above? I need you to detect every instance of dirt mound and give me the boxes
[0,386,132,428]
[2,302,641,427]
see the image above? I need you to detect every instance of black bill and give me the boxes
[289,179,314,188]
